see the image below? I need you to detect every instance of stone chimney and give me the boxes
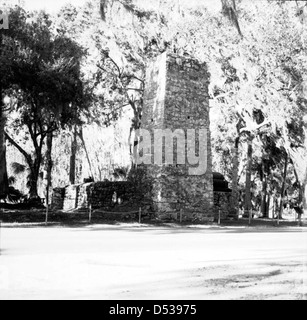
[138,52,214,222]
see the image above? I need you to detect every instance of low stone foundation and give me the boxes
[51,180,232,222]
[63,185,79,211]
[52,181,143,211]
[214,192,233,219]
[51,188,65,211]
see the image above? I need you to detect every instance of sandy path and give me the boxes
[0,224,306,300]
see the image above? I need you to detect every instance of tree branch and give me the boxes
[5,132,33,167]
[128,99,137,113]
[28,122,39,152]
[97,64,118,78]
[240,121,271,135]
[108,56,122,78]
[122,74,145,84]
[212,91,235,101]
[108,104,131,114]
[126,87,144,92]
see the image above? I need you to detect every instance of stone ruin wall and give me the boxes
[52,182,137,211]
[214,192,232,219]
[51,181,232,222]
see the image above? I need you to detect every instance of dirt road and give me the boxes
[0,224,306,300]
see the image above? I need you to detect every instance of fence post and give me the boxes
[298,212,302,227]
[89,203,92,223]
[249,209,252,226]
[45,203,49,226]
[139,207,142,224]
[89,186,93,223]
[218,209,221,225]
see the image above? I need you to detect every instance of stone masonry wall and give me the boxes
[214,192,232,219]
[140,52,214,222]
[79,181,135,210]
[51,188,65,211]
[63,185,79,211]
[51,181,150,213]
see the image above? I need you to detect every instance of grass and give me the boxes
[0,209,305,228]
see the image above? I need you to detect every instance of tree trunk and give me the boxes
[0,105,8,198]
[244,135,253,217]
[261,161,268,218]
[78,127,94,180]
[293,167,305,215]
[267,171,275,219]
[279,153,288,219]
[267,193,271,218]
[231,137,240,216]
[286,132,307,215]
[30,147,43,200]
[0,31,9,199]
[129,104,142,166]
[5,130,42,199]
[69,125,78,185]
[303,182,307,215]
[28,164,40,199]
[45,130,53,222]
[273,196,277,219]
[221,0,242,37]
[303,159,307,215]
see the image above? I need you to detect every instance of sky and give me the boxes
[24,0,88,12]
[1,0,88,12]
[2,0,221,13]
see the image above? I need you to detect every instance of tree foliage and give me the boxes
[3,7,90,198]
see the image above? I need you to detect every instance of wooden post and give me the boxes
[45,129,53,226]
[45,203,49,226]
[180,209,183,223]
[139,207,142,224]
[249,209,252,226]
[89,203,92,223]
[272,196,276,220]
[89,186,93,223]
[298,211,302,227]
[218,209,221,225]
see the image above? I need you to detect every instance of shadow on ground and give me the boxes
[0,210,306,232]
[0,222,306,236]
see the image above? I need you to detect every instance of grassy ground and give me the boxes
[0,209,305,228]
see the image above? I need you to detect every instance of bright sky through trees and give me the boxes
[5,0,221,13]
[10,0,88,12]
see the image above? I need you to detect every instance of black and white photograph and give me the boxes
[0,0,306,302]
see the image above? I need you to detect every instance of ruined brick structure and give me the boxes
[140,52,214,221]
